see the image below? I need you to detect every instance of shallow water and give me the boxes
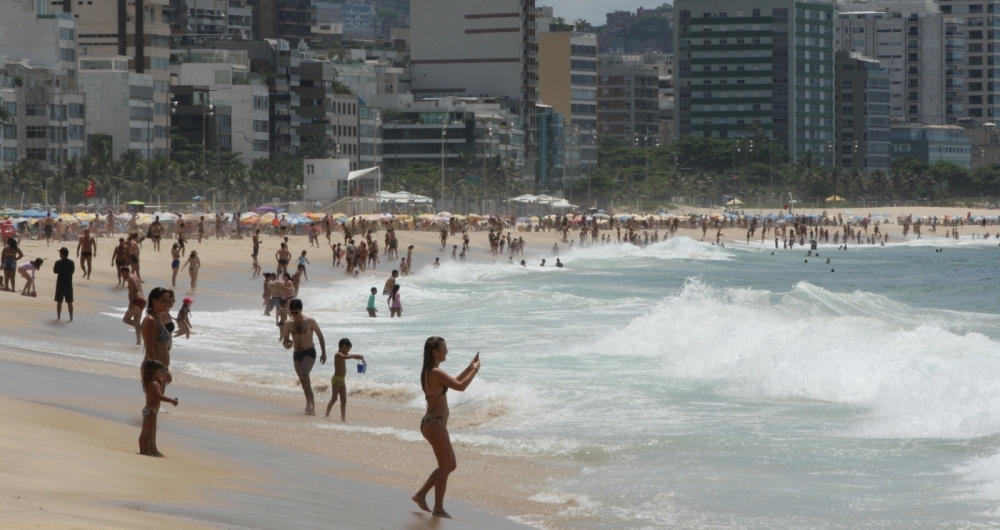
[28,236,1000,527]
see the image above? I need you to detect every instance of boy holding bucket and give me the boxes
[325,338,366,421]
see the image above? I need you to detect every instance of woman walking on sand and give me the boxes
[180,251,201,291]
[2,237,24,291]
[412,337,480,519]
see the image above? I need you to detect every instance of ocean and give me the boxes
[24,236,1000,528]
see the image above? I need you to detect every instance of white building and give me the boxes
[170,49,270,162]
[77,56,157,159]
[835,0,965,125]
[302,158,351,200]
[0,1,79,80]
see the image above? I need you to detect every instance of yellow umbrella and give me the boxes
[395,214,413,220]
[329,212,346,218]
[303,212,323,220]
[451,214,467,220]
[417,213,436,220]
[74,212,96,222]
[259,212,276,223]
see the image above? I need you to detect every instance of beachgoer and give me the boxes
[170,243,181,287]
[324,338,366,421]
[389,284,402,318]
[174,297,193,338]
[76,228,97,280]
[123,267,146,345]
[150,217,163,252]
[280,299,327,415]
[18,258,43,296]
[412,337,480,518]
[180,250,200,291]
[297,250,310,281]
[141,287,173,393]
[53,248,74,321]
[276,243,291,275]
[128,234,142,283]
[42,212,55,246]
[383,270,398,296]
[1,237,23,291]
[367,287,378,318]
[139,359,178,457]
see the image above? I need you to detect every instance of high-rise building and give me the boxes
[293,61,359,170]
[409,0,537,170]
[77,56,157,160]
[250,0,315,45]
[538,30,599,132]
[170,49,270,163]
[674,0,836,165]
[938,0,1000,122]
[0,1,79,83]
[597,55,659,145]
[834,0,964,125]
[0,59,87,170]
[178,0,253,38]
[834,51,891,174]
[73,0,172,158]
[890,123,972,168]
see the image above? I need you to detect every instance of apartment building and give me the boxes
[538,30,599,132]
[409,0,538,168]
[890,123,972,167]
[71,0,172,158]
[250,0,315,45]
[938,0,1000,121]
[597,55,659,144]
[0,60,86,170]
[834,51,891,174]
[834,0,965,124]
[77,56,157,159]
[674,0,836,164]
[0,1,79,83]
[293,61,359,170]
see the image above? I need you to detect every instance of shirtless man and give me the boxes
[128,234,142,283]
[252,229,260,261]
[42,213,55,246]
[111,238,129,286]
[280,299,327,415]
[149,217,163,251]
[275,242,291,276]
[383,269,398,296]
[106,211,116,237]
[122,267,145,345]
[197,216,206,244]
[264,273,284,318]
[76,228,97,279]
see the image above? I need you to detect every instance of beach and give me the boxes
[3,207,1000,529]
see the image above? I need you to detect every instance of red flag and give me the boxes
[84,180,96,198]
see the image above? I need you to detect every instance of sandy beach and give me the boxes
[1,206,998,529]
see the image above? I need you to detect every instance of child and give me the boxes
[325,338,365,421]
[175,297,193,338]
[139,360,178,457]
[297,250,310,281]
[18,258,43,296]
[252,254,261,277]
[366,287,377,317]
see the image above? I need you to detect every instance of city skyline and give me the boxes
[542,0,666,27]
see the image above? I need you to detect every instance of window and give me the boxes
[571,104,597,114]
[2,148,16,161]
[570,45,596,55]
[26,126,46,139]
[570,60,596,71]
[68,104,84,118]
[253,120,268,132]
[68,125,84,140]
[215,70,230,84]
[26,148,46,161]
[253,140,269,151]
[571,88,596,100]
[25,105,45,116]
[2,125,16,139]
[59,47,76,62]
[150,57,169,70]
[752,8,761,17]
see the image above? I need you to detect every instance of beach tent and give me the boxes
[825,195,846,203]
[725,198,743,206]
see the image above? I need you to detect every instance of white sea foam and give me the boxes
[560,236,733,264]
[598,279,1000,439]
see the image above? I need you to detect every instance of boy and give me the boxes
[325,338,366,421]
[366,287,378,317]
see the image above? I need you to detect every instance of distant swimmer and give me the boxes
[412,337,480,519]
[281,299,327,415]
[556,259,564,268]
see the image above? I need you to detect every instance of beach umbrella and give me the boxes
[845,211,853,215]
[530,216,539,222]
[395,214,413,221]
[593,213,611,220]
[437,211,452,217]
[259,212,276,224]
[191,196,206,201]
[74,212,96,222]
[451,214,467,220]
[126,200,145,206]
[303,212,323,220]
[825,195,846,203]
[20,209,49,218]
[254,205,277,214]
[417,213,436,220]
[725,198,743,206]
[615,214,631,221]
[515,217,531,223]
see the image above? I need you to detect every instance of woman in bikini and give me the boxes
[180,250,201,291]
[2,237,24,291]
[412,337,480,519]
[141,287,173,387]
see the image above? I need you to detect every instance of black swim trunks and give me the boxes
[129,255,139,264]
[293,348,317,363]
[81,251,92,258]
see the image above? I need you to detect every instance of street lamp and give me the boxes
[441,121,447,211]
[375,116,382,212]
[202,98,215,197]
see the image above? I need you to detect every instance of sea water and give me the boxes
[25,236,1000,528]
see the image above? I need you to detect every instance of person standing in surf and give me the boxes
[412,337,480,519]
[280,299,327,415]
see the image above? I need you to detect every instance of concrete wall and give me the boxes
[303,158,351,200]
[538,32,572,122]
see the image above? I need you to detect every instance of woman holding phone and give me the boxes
[412,336,480,518]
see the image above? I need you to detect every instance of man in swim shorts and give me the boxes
[280,299,326,415]
[76,228,97,280]
[42,212,55,246]
[112,238,129,286]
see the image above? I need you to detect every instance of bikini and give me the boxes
[141,408,157,418]
[155,317,170,343]
[421,387,447,429]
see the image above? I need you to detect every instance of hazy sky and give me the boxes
[539,0,666,26]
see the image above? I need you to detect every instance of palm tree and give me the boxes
[299,135,337,159]
[870,169,890,205]
[574,19,589,31]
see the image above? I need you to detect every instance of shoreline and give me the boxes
[2,209,999,529]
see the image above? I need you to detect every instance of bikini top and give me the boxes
[154,318,170,343]
[424,386,447,399]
